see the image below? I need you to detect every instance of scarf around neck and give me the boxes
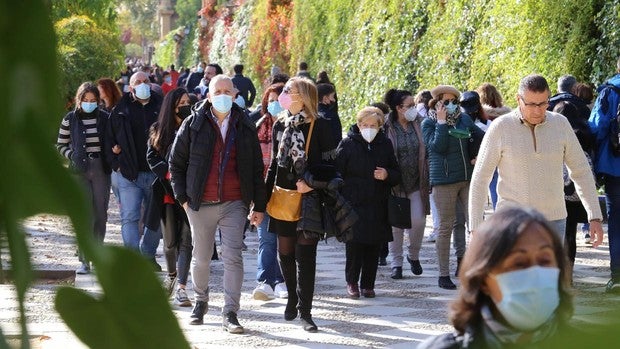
[276,111,311,174]
[428,108,460,126]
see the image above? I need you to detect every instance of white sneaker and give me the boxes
[274,282,288,299]
[252,282,274,301]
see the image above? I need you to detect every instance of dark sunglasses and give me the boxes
[442,99,460,106]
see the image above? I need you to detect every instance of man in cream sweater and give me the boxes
[468,74,604,247]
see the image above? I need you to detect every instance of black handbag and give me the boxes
[388,188,411,229]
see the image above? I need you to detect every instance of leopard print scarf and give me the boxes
[428,108,461,126]
[276,111,311,174]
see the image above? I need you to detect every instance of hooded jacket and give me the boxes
[589,73,620,177]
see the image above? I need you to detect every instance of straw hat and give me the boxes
[430,85,461,99]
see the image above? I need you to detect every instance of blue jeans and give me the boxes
[549,219,567,245]
[489,169,499,210]
[114,171,160,252]
[256,215,283,286]
[141,225,162,258]
[605,176,620,279]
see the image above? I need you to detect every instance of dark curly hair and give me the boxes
[383,88,413,122]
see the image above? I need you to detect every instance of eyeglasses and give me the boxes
[519,96,549,108]
[442,99,459,106]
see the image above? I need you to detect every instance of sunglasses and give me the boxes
[442,99,460,106]
[282,87,299,95]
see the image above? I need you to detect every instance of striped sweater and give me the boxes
[56,112,102,159]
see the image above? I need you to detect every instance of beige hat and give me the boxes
[430,85,461,99]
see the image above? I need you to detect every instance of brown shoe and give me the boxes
[361,289,375,298]
[347,283,360,298]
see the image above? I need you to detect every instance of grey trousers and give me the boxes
[431,181,469,277]
[185,200,247,314]
[389,190,427,267]
[78,157,111,263]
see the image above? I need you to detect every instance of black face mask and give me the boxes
[177,105,192,119]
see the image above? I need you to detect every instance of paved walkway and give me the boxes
[2,215,619,348]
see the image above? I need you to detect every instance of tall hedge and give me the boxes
[55,15,123,106]
[189,0,620,127]
[288,0,428,126]
[591,0,620,84]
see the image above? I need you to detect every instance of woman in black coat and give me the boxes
[335,107,401,298]
[265,77,338,332]
[144,87,194,306]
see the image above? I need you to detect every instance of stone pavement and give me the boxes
[2,216,620,348]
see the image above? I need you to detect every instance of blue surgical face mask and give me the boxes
[81,101,97,113]
[234,95,246,109]
[164,76,172,83]
[267,101,283,116]
[445,102,459,114]
[134,83,151,100]
[197,66,204,73]
[211,94,233,113]
[492,266,560,331]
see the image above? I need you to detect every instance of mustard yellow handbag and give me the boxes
[266,119,315,222]
[266,186,302,221]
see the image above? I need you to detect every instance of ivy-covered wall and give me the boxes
[165,0,620,128]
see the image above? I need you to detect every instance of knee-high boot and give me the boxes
[278,253,298,320]
[296,243,318,332]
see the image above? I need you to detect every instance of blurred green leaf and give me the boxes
[56,247,190,349]
[1,1,189,348]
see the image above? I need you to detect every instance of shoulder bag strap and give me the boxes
[304,118,315,158]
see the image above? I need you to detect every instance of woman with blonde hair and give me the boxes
[336,107,400,298]
[265,77,338,332]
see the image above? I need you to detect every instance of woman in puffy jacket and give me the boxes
[336,107,401,299]
[421,85,484,290]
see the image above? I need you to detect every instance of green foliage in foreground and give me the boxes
[1,1,190,348]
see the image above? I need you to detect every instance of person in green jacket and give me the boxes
[421,85,484,289]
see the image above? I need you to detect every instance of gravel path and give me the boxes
[2,197,619,348]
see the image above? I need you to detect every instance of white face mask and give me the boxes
[492,266,560,331]
[360,128,378,143]
[404,107,418,121]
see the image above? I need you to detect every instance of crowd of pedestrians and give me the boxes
[55,57,620,344]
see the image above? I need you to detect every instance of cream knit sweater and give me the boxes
[468,109,602,231]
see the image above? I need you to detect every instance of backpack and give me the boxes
[603,84,620,156]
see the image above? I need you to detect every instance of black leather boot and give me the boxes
[279,253,298,321]
[296,244,318,332]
